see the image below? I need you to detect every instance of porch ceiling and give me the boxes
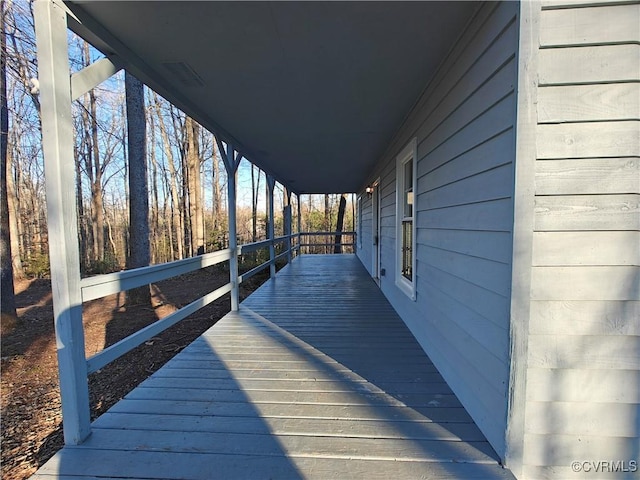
[64,1,477,194]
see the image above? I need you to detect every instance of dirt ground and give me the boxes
[1,264,270,480]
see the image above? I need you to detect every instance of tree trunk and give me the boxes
[125,72,150,305]
[251,164,261,242]
[333,194,347,254]
[30,188,42,254]
[324,194,330,253]
[105,213,118,262]
[6,147,23,278]
[1,1,16,318]
[148,106,160,263]
[212,142,221,235]
[185,117,204,255]
[90,93,105,261]
[160,165,173,261]
[81,44,105,263]
[153,94,184,260]
[12,143,25,264]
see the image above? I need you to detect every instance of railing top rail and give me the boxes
[299,231,356,236]
[299,242,356,247]
[240,235,291,254]
[80,248,232,302]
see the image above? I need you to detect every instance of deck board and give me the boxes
[33,254,514,479]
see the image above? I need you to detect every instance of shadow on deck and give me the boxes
[32,254,515,479]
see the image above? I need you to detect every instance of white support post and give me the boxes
[266,174,276,279]
[217,138,242,311]
[283,188,292,264]
[34,0,90,445]
[297,193,303,256]
[71,55,123,101]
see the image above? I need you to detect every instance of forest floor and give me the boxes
[1,264,271,480]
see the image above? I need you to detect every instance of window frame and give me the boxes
[395,138,417,300]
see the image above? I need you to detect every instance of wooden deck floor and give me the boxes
[33,255,514,479]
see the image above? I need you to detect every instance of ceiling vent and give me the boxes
[161,62,205,87]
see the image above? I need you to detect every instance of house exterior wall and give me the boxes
[357,1,519,459]
[521,1,640,478]
[356,1,639,477]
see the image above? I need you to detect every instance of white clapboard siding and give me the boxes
[418,247,512,298]
[531,266,639,301]
[358,1,519,459]
[417,198,515,232]
[527,2,640,478]
[524,433,640,466]
[541,0,640,8]
[418,259,512,328]
[416,43,517,154]
[534,194,640,231]
[419,94,516,174]
[526,368,640,403]
[418,229,513,264]
[417,127,515,192]
[528,334,640,370]
[535,158,640,195]
[420,163,515,211]
[414,279,510,358]
[540,4,640,46]
[525,401,639,436]
[538,44,640,85]
[537,121,640,159]
[387,283,511,441]
[530,300,640,336]
[532,231,640,266]
[537,84,640,123]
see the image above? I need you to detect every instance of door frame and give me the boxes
[371,178,381,284]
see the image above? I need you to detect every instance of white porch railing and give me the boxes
[82,231,355,375]
[298,231,356,254]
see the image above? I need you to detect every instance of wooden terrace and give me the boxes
[32,255,514,479]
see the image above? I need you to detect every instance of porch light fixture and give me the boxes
[365,186,374,195]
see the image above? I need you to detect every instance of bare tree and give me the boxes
[211,140,222,237]
[324,194,330,253]
[333,193,347,253]
[251,163,261,242]
[153,94,184,260]
[6,146,22,277]
[82,45,106,261]
[125,72,150,304]
[147,101,160,263]
[5,0,42,276]
[185,116,204,255]
[1,0,16,318]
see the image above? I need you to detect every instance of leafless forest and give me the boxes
[2,0,355,288]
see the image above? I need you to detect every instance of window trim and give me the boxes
[395,138,417,300]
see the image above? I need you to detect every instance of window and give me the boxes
[396,138,417,299]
